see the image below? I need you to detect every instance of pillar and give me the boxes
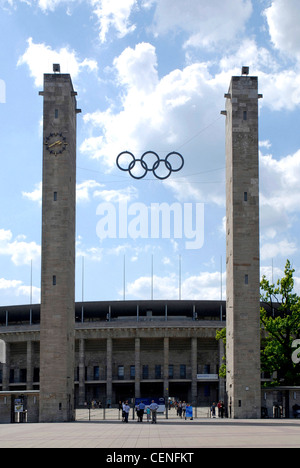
[224,68,262,418]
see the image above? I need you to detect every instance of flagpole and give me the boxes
[179,255,182,300]
[81,256,84,323]
[123,255,126,301]
[30,259,33,325]
[220,256,223,322]
[151,254,154,301]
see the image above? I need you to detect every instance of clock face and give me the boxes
[45,132,68,155]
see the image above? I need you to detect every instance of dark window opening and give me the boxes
[53,275,57,286]
[118,365,124,380]
[243,111,247,120]
[93,366,100,380]
[244,192,248,202]
[55,109,59,118]
[155,365,162,379]
[142,365,149,379]
[54,192,57,201]
[180,364,186,379]
[245,274,249,285]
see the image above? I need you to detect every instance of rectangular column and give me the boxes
[191,338,197,405]
[79,339,85,407]
[225,70,261,418]
[164,337,169,400]
[39,70,80,422]
[135,338,141,399]
[27,341,33,391]
[106,337,112,405]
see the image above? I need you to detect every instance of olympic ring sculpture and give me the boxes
[116,151,184,180]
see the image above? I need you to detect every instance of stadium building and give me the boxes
[0,299,225,413]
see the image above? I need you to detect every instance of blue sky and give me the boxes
[1,0,300,306]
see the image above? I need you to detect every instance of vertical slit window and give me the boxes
[53,275,57,286]
[244,192,248,202]
[245,274,249,285]
[55,109,59,118]
[54,192,57,201]
[243,111,247,120]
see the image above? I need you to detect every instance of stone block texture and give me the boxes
[225,76,261,418]
[39,73,78,422]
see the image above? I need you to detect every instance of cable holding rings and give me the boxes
[116,151,184,180]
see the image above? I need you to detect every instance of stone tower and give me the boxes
[39,66,80,422]
[224,68,262,418]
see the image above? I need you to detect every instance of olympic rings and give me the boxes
[116,151,184,180]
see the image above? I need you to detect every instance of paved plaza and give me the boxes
[0,419,300,448]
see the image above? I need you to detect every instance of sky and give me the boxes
[1,0,300,307]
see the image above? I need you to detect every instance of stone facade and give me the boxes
[0,301,224,417]
[225,72,262,418]
[39,72,80,422]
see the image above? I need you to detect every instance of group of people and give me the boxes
[211,401,225,418]
[174,400,187,418]
[119,400,159,424]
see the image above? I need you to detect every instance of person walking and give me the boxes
[146,406,151,422]
[123,401,130,423]
[211,402,216,418]
[138,401,145,422]
[182,401,186,418]
[149,400,159,424]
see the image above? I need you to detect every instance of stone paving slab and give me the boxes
[0,419,300,449]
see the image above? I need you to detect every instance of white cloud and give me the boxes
[261,240,298,261]
[94,186,138,203]
[76,180,103,203]
[82,43,226,205]
[91,0,137,43]
[22,182,42,205]
[0,229,41,266]
[124,270,226,300]
[0,277,22,290]
[259,148,300,262]
[125,273,179,300]
[36,0,76,12]
[264,0,300,59]
[260,150,300,216]
[153,0,252,49]
[113,42,158,92]
[182,271,226,301]
[17,37,98,87]
[1,0,78,12]
[0,277,40,304]
[22,179,104,204]
[76,236,103,262]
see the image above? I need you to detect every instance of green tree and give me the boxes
[216,260,300,386]
[216,328,226,379]
[260,259,300,386]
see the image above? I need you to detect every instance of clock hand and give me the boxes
[48,140,62,148]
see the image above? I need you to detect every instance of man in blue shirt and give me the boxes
[149,400,159,424]
[137,401,146,422]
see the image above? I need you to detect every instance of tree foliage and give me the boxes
[216,260,300,386]
[260,260,300,386]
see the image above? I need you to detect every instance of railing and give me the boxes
[75,406,211,421]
